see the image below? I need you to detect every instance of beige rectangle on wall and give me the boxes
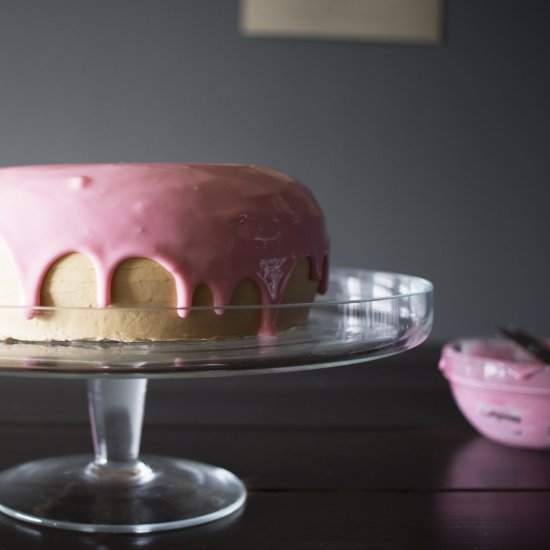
[240,0,443,45]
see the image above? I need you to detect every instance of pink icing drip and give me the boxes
[0,163,329,335]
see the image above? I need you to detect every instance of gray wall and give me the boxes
[0,0,548,342]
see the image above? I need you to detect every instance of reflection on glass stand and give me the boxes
[0,269,433,533]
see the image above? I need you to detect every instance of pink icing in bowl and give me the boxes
[439,338,550,449]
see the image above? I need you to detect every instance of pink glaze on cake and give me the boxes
[0,163,329,335]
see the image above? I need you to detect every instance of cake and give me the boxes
[0,163,329,341]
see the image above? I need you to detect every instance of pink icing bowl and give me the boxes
[439,338,550,449]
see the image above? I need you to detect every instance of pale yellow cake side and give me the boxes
[0,241,317,341]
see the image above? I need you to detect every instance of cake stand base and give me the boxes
[0,454,246,533]
[0,269,433,533]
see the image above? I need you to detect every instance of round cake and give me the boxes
[0,163,329,341]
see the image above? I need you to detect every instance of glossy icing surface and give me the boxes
[440,338,550,389]
[0,163,329,335]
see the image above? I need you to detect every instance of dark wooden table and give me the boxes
[0,345,549,549]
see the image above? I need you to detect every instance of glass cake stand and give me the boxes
[0,268,432,533]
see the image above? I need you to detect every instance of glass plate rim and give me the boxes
[0,267,433,314]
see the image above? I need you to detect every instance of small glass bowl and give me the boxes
[439,337,550,449]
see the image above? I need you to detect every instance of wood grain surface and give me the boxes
[0,346,548,549]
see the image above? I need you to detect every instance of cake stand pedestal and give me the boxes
[0,269,432,533]
[0,377,245,533]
